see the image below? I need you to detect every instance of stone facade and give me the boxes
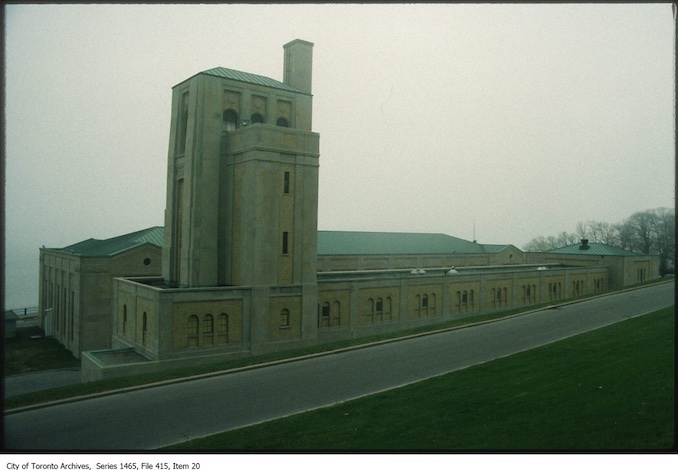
[38,230,162,357]
[36,39,658,380]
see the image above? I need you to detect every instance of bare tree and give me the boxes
[613,220,635,250]
[651,207,675,274]
[575,221,589,240]
[523,208,674,263]
[523,236,551,252]
[523,234,571,252]
[628,210,656,254]
[587,220,616,244]
[556,231,578,246]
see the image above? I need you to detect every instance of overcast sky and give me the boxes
[4,3,675,309]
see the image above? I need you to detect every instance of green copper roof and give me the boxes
[547,242,643,257]
[480,244,514,254]
[53,227,506,259]
[317,231,484,256]
[58,227,164,257]
[199,67,309,94]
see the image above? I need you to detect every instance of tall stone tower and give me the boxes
[162,40,319,298]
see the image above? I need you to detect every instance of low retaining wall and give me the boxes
[81,347,251,383]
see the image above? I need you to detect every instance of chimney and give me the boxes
[283,39,313,94]
[579,239,590,250]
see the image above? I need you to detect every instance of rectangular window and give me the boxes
[178,91,189,156]
[283,171,290,194]
[282,231,289,255]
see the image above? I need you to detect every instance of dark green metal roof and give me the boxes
[547,242,644,257]
[480,244,514,254]
[198,67,309,94]
[317,231,484,256]
[54,227,501,259]
[57,227,164,257]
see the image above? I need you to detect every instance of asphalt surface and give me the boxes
[3,282,674,451]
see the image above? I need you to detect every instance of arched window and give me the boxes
[322,302,330,318]
[223,109,238,132]
[218,313,229,343]
[203,314,213,334]
[276,117,289,127]
[203,314,214,345]
[502,288,508,306]
[251,113,264,124]
[558,283,562,299]
[280,309,290,328]
[188,315,198,335]
[122,305,127,334]
[375,297,383,321]
[469,290,475,307]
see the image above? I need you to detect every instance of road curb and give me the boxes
[5,281,673,415]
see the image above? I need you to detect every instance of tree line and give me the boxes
[523,207,675,275]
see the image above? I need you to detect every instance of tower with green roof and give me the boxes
[162,40,319,291]
[157,40,320,353]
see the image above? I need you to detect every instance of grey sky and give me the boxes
[4,4,675,308]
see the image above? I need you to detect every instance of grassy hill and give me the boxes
[166,306,675,451]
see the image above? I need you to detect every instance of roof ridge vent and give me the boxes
[579,238,590,250]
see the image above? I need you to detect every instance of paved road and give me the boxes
[4,282,674,450]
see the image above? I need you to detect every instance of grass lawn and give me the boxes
[166,306,675,451]
[3,326,80,375]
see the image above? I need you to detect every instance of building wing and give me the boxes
[546,242,644,257]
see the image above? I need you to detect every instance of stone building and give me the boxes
[33,39,658,379]
[533,239,659,289]
[38,227,163,356]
